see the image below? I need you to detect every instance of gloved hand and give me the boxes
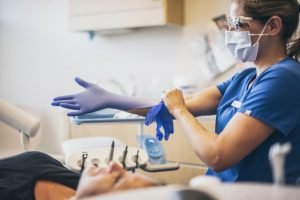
[145,101,174,141]
[52,77,154,116]
[51,77,114,116]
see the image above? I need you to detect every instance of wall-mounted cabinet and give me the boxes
[69,0,183,31]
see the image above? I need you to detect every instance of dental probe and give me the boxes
[108,140,115,163]
[121,145,128,169]
[81,152,88,173]
[132,150,139,173]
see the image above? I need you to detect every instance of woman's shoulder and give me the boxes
[253,58,300,94]
[263,57,300,82]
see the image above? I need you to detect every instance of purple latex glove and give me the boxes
[51,77,153,116]
[145,101,174,141]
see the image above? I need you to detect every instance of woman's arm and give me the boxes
[184,86,223,117]
[128,86,222,116]
[52,77,156,116]
[52,78,222,117]
[34,180,76,200]
[163,89,274,172]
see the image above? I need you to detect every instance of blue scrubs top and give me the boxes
[206,57,300,185]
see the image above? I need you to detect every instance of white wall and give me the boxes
[0,0,234,154]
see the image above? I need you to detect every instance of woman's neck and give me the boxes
[254,42,287,76]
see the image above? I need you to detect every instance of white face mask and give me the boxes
[225,22,269,62]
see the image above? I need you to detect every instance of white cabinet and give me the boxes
[69,0,183,31]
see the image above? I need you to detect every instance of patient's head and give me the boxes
[75,162,157,199]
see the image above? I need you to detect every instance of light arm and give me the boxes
[129,86,222,117]
[0,98,40,150]
[163,89,273,172]
[52,77,156,116]
[184,86,223,117]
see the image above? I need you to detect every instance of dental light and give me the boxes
[0,98,40,151]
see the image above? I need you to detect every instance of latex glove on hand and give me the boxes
[145,88,186,141]
[52,77,154,116]
[51,77,114,116]
[145,101,174,141]
[146,88,187,140]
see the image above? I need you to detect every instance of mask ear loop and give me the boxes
[250,19,270,45]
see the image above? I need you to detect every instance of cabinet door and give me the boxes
[69,0,163,16]
[69,0,182,31]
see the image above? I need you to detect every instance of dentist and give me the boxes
[52,0,300,184]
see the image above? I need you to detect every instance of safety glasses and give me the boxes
[228,16,254,30]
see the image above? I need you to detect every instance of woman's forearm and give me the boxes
[118,97,158,116]
[128,86,222,117]
[127,107,151,116]
[109,94,157,112]
[173,107,220,170]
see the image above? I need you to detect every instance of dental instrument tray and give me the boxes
[63,137,179,173]
[71,109,145,124]
[65,146,148,172]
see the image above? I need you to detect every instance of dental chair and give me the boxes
[0,98,41,156]
[78,142,300,200]
[0,98,65,164]
[78,144,300,200]
[80,182,300,200]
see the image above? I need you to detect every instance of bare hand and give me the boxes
[74,162,155,199]
[75,163,123,198]
[162,88,187,116]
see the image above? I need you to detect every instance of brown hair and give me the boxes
[234,0,300,61]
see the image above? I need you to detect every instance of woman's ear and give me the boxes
[268,16,282,36]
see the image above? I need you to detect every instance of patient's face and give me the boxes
[75,162,156,199]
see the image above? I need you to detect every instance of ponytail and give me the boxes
[288,38,300,62]
[287,3,300,62]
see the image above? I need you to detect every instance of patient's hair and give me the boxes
[172,189,217,200]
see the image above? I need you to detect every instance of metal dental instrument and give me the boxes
[121,145,128,169]
[81,152,88,173]
[136,149,139,168]
[132,149,139,173]
[108,140,115,163]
